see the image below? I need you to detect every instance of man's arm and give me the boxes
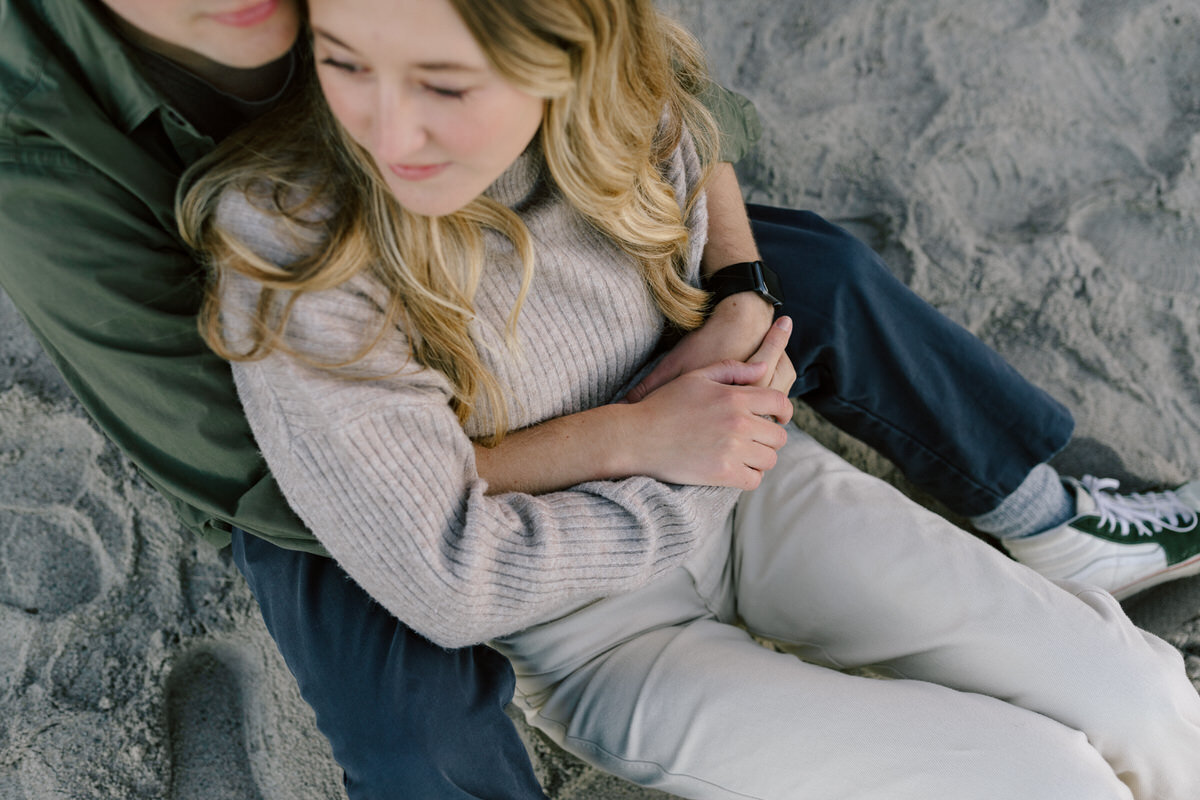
[476,86,790,494]
[701,162,763,276]
[620,75,780,402]
[623,163,784,403]
[0,157,318,552]
[698,161,775,359]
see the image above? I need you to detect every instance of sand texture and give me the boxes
[3,0,1200,797]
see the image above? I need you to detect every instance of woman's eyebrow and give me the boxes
[311,28,485,73]
[415,62,485,73]
[312,27,357,52]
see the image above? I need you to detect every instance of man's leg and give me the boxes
[230,529,548,800]
[747,203,1074,518]
[749,204,1200,597]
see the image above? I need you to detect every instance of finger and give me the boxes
[747,316,792,368]
[750,417,789,450]
[700,358,770,387]
[737,464,770,492]
[750,387,794,425]
[742,442,780,473]
[769,354,797,397]
[746,317,792,388]
[622,356,680,403]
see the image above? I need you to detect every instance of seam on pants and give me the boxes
[736,627,916,681]
[528,646,768,800]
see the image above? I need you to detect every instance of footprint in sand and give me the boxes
[0,510,102,616]
[167,648,265,800]
[0,388,123,618]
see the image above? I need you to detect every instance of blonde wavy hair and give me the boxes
[179,0,719,441]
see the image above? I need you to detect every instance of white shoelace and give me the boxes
[1080,476,1198,537]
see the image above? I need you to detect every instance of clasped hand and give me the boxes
[619,298,796,491]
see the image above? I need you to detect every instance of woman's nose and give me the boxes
[374,86,428,162]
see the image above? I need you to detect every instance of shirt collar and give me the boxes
[33,0,167,135]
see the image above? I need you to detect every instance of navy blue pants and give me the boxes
[231,528,549,800]
[752,204,1073,516]
[231,207,1074,798]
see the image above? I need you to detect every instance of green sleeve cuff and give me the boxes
[697,81,763,164]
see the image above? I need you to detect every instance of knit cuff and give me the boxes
[969,463,1074,539]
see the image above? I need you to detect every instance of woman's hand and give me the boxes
[617,317,795,491]
[476,318,795,496]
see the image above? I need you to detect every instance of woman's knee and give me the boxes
[966,723,1132,800]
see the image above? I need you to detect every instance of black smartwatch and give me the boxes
[701,260,784,311]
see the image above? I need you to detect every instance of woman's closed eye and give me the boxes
[424,84,468,100]
[318,56,365,75]
[317,59,465,100]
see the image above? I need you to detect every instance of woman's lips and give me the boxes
[210,0,280,28]
[389,163,451,181]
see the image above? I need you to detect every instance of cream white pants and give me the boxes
[494,426,1200,800]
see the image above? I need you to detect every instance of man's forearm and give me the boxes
[702,162,761,276]
[703,162,775,333]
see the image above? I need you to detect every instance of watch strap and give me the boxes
[701,260,784,309]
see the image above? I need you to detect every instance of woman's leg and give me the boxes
[534,619,1132,800]
[503,564,1132,800]
[503,429,1198,799]
[230,529,547,800]
[729,427,1200,800]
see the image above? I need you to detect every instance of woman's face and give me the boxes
[309,0,546,218]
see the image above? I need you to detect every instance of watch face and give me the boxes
[759,263,785,306]
[747,261,784,307]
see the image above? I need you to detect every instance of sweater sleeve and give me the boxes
[223,270,735,648]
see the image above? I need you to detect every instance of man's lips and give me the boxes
[210,0,280,28]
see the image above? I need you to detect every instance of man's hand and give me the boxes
[624,294,788,402]
[746,315,797,397]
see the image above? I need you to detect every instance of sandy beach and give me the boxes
[3,1,1199,797]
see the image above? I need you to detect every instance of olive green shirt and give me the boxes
[0,0,761,553]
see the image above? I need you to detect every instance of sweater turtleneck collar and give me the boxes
[483,138,548,210]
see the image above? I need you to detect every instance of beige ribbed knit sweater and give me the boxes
[217,137,738,648]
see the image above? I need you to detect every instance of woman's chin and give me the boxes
[385,176,480,218]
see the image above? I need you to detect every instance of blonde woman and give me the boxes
[181,0,1200,797]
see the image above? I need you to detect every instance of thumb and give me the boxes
[748,316,793,369]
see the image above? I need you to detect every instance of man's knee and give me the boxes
[750,207,896,312]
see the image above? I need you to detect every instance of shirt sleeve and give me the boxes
[0,152,317,551]
[698,81,763,164]
[217,197,737,649]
